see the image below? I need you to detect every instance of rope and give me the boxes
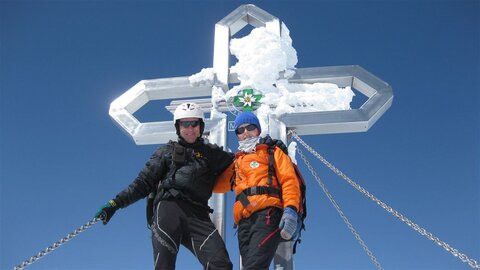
[290,130,480,269]
[13,217,102,270]
[296,145,384,269]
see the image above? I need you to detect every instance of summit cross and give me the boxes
[108,4,393,270]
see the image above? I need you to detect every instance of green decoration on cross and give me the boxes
[233,88,262,111]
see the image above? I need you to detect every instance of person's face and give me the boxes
[236,123,260,141]
[178,118,201,144]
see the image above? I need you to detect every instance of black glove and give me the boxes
[260,135,288,154]
[95,199,119,225]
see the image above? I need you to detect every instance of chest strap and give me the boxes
[235,186,281,207]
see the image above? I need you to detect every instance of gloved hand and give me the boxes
[259,135,288,154]
[95,199,119,225]
[279,206,298,240]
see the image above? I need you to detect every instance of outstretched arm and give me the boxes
[213,162,235,193]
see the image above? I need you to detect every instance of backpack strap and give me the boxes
[267,146,276,185]
[267,145,282,187]
[267,145,283,203]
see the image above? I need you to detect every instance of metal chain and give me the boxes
[290,130,480,269]
[296,145,384,270]
[13,217,102,270]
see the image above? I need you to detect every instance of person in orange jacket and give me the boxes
[215,111,301,269]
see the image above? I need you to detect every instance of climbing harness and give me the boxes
[289,130,480,270]
[13,217,102,270]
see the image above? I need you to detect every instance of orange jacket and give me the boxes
[214,144,300,224]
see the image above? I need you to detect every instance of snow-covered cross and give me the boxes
[109,4,393,270]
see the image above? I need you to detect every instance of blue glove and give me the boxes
[279,206,298,240]
[95,199,119,225]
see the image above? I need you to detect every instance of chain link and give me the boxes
[13,217,102,270]
[290,130,480,269]
[296,145,384,270]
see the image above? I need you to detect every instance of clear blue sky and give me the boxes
[1,1,479,269]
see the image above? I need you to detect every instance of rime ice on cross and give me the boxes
[108,4,393,270]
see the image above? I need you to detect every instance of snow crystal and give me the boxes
[227,22,353,118]
[189,68,215,86]
[189,20,355,134]
[228,23,298,94]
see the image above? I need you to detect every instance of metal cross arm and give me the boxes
[109,77,225,145]
[278,65,393,136]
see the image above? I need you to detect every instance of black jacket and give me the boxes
[114,138,234,212]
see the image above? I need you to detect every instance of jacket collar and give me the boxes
[178,137,204,148]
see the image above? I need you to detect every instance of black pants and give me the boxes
[151,200,232,270]
[237,207,283,270]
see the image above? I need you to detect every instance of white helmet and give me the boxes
[173,102,205,137]
[173,102,204,122]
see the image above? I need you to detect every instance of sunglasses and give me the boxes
[235,124,257,135]
[179,120,200,128]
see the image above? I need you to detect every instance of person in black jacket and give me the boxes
[95,102,234,270]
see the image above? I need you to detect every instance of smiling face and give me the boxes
[236,123,260,141]
[178,117,201,143]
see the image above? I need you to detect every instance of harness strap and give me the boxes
[235,186,282,207]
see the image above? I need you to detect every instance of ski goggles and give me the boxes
[235,124,258,135]
[179,120,200,128]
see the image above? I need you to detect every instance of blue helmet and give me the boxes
[234,111,261,134]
